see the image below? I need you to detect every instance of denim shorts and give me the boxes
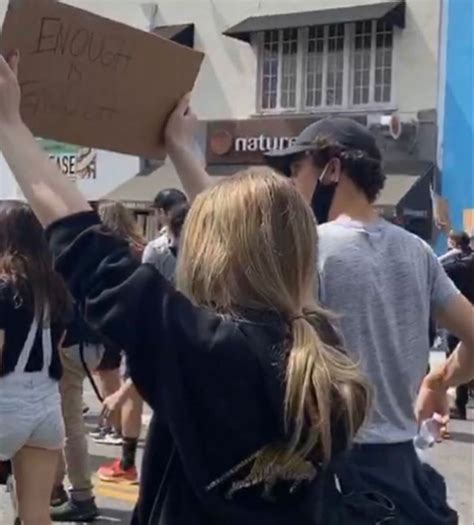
[0,372,65,461]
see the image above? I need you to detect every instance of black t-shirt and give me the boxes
[0,280,64,379]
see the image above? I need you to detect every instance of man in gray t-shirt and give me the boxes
[265,117,474,524]
[317,217,458,443]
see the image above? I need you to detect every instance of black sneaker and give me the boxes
[89,424,109,439]
[50,498,99,522]
[51,484,69,507]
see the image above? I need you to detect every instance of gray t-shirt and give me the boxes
[317,217,459,444]
[142,230,170,267]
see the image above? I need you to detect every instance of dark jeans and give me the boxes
[336,442,458,525]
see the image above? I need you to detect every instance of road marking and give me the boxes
[93,478,139,503]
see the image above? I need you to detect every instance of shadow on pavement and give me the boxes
[95,507,132,524]
[89,453,117,472]
[448,431,474,444]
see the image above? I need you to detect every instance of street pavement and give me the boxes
[1,352,473,525]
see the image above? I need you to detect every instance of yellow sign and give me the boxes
[463,209,474,233]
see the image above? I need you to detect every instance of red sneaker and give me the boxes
[97,459,138,484]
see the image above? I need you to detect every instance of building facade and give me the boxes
[437,0,473,242]
[0,0,443,240]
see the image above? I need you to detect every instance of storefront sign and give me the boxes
[38,139,97,180]
[206,118,315,165]
[206,116,367,165]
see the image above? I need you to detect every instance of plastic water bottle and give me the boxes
[414,413,444,450]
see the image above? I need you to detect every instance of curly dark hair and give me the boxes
[309,138,385,203]
[0,201,71,321]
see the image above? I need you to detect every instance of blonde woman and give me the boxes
[0,53,392,524]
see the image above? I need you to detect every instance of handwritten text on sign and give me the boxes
[0,0,204,159]
[21,17,132,122]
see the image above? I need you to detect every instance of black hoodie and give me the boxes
[46,212,370,525]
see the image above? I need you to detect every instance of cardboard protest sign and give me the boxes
[0,0,203,159]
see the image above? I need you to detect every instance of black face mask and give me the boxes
[312,181,338,224]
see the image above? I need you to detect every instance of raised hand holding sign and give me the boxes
[0,0,204,160]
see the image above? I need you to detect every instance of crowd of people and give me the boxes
[438,230,474,427]
[0,49,473,525]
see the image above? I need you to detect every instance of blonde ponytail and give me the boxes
[285,310,370,465]
[176,170,369,478]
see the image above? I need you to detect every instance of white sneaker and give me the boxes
[93,430,123,446]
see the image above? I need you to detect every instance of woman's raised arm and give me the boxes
[0,54,91,227]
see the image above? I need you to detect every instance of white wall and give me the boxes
[75,151,140,201]
[151,0,441,120]
[396,0,441,117]
[0,0,442,120]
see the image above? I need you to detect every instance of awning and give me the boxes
[375,174,419,208]
[224,1,405,43]
[153,24,195,48]
[104,161,184,204]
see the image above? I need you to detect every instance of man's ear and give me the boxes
[326,157,342,184]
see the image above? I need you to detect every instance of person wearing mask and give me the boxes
[439,230,472,265]
[50,312,104,522]
[149,202,190,282]
[160,95,474,524]
[142,188,187,267]
[0,54,398,525]
[95,201,146,484]
[0,201,71,525]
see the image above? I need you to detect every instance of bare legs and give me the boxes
[13,446,59,525]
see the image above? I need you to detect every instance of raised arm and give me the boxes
[0,54,91,227]
[165,94,213,201]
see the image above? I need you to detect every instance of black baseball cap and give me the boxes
[153,188,187,212]
[264,117,382,176]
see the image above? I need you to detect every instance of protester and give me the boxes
[50,312,104,522]
[162,96,474,524]
[442,245,474,420]
[0,54,400,524]
[262,124,473,524]
[439,230,472,265]
[0,201,70,525]
[90,347,122,444]
[148,202,190,282]
[96,201,145,484]
[89,202,146,448]
[142,188,187,266]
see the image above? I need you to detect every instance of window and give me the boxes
[257,20,394,112]
[261,29,298,110]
